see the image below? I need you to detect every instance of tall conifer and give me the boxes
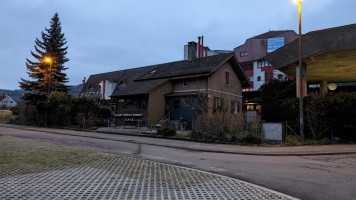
[19,13,69,104]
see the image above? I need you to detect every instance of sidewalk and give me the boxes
[2,123,356,156]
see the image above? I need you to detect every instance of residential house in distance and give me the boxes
[80,41,250,128]
[233,30,298,117]
[0,94,17,108]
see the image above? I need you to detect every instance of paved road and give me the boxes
[1,124,356,200]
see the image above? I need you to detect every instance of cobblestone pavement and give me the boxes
[0,149,296,200]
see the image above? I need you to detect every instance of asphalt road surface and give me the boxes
[1,125,355,200]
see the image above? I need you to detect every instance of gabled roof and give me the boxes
[251,30,293,40]
[83,53,250,97]
[81,65,157,95]
[135,53,233,81]
[113,78,170,96]
[0,95,17,102]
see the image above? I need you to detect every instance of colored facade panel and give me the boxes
[267,37,285,53]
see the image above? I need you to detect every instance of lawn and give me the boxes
[0,135,95,176]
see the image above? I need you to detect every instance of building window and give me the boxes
[231,100,238,114]
[257,76,261,81]
[258,62,262,68]
[138,99,146,108]
[216,97,221,110]
[247,104,255,111]
[225,71,230,86]
[278,74,283,80]
[240,51,248,57]
[183,79,188,87]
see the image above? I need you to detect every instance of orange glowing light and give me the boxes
[44,57,52,63]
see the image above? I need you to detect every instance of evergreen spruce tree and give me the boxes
[19,13,69,104]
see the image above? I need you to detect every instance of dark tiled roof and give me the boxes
[113,78,170,96]
[9,95,22,103]
[136,53,233,80]
[82,53,250,97]
[0,96,6,101]
[252,30,293,39]
[213,50,234,54]
[81,65,157,94]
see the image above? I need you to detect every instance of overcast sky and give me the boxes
[1,0,355,90]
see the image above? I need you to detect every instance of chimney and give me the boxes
[187,41,197,61]
[82,77,86,89]
[198,36,201,58]
[201,36,204,58]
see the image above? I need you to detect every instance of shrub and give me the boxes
[305,138,331,145]
[304,93,329,140]
[13,93,113,128]
[304,92,356,141]
[0,110,12,122]
[157,127,176,137]
[46,91,72,126]
[260,79,298,122]
[241,134,262,145]
[284,135,302,146]
[193,112,245,143]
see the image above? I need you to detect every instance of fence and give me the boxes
[285,120,334,141]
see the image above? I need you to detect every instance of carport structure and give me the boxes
[265,23,356,95]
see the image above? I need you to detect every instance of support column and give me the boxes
[296,63,307,97]
[320,81,328,95]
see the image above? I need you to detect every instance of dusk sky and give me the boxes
[1,0,355,90]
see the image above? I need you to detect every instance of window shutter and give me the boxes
[225,71,230,86]
[213,97,217,113]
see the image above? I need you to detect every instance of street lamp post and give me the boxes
[44,57,52,127]
[44,57,53,94]
[295,0,304,141]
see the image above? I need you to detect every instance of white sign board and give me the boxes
[262,123,283,141]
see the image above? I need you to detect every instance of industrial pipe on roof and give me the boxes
[201,36,204,58]
[198,36,201,58]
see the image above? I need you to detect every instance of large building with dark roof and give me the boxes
[234,30,298,91]
[80,46,250,127]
